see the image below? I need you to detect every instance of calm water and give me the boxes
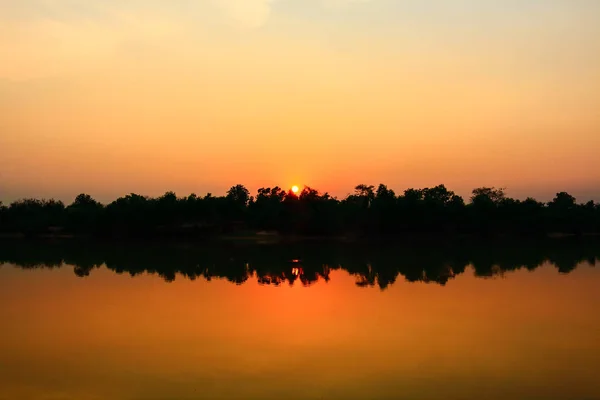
[0,239,599,400]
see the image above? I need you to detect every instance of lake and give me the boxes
[0,239,599,400]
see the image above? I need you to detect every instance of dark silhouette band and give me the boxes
[1,238,597,289]
[1,185,598,238]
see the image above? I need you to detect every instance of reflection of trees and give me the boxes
[0,239,598,290]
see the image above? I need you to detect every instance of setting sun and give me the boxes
[291,186,299,194]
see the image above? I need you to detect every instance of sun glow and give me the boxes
[291,186,299,194]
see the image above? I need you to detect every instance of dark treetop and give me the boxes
[0,185,599,238]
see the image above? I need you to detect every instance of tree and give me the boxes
[226,184,250,207]
[354,184,375,208]
[355,184,375,199]
[549,192,576,210]
[0,201,6,231]
[6,198,65,234]
[470,187,506,205]
[299,186,320,202]
[72,193,100,208]
[158,191,177,204]
[66,194,103,233]
[1,183,597,238]
[371,184,398,234]
[403,188,424,203]
[376,184,395,200]
[547,192,578,234]
[468,188,507,234]
[423,185,457,206]
[251,187,286,230]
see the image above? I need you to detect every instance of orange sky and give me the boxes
[1,1,599,203]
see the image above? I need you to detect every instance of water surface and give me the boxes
[1,240,599,400]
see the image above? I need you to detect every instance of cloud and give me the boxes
[0,1,195,80]
[212,0,374,28]
[322,0,373,9]
[212,0,276,29]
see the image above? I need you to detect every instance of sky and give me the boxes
[1,0,599,203]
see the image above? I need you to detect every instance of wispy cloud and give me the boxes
[0,1,191,80]
[322,0,373,9]
[212,0,277,28]
[212,0,374,28]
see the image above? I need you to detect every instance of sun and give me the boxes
[291,185,299,194]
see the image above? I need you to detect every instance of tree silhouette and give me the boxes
[0,184,598,238]
[550,192,577,211]
[227,184,250,207]
[354,184,376,208]
[66,194,103,234]
[471,187,506,205]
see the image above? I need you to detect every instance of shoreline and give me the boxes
[1,231,599,244]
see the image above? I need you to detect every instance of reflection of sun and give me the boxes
[291,186,299,194]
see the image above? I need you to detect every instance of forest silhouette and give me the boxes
[0,184,599,238]
[0,238,597,289]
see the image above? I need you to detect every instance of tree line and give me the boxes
[0,184,599,237]
[1,238,597,288]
